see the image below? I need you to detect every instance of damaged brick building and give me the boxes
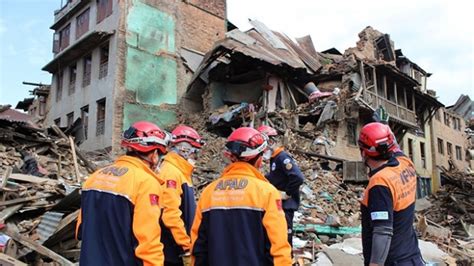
[41,0,226,152]
[184,23,444,195]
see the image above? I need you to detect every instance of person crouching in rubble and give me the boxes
[258,125,304,250]
[160,125,204,266]
[76,121,168,265]
[358,122,423,266]
[191,127,292,266]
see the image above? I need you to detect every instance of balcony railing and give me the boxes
[362,90,416,125]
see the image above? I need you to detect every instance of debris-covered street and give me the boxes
[1,0,473,265]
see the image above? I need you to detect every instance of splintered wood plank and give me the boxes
[68,136,81,183]
[0,253,27,266]
[1,167,12,188]
[0,204,24,223]
[6,174,60,186]
[0,194,54,207]
[4,230,74,266]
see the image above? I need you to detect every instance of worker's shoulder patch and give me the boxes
[275,199,283,211]
[166,180,177,189]
[271,162,276,171]
[149,194,159,206]
[283,158,291,164]
[370,211,389,220]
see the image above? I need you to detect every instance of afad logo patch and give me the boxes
[149,194,159,206]
[166,180,177,189]
[276,199,283,211]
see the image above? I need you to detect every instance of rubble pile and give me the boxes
[177,96,365,264]
[417,169,474,264]
[0,125,90,178]
[0,107,96,265]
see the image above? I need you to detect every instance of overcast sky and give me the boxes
[1,0,472,106]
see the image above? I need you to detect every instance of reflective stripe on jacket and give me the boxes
[191,161,292,266]
[76,155,164,266]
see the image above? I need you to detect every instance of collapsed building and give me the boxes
[2,20,473,264]
[183,22,443,186]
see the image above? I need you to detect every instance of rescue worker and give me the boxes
[358,122,423,266]
[160,125,204,266]
[76,121,169,265]
[191,127,292,266]
[258,125,304,248]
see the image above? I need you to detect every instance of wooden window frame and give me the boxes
[59,24,71,51]
[96,98,106,136]
[76,8,90,39]
[56,71,64,102]
[82,55,92,87]
[97,0,113,23]
[81,105,89,140]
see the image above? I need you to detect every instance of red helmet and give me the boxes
[121,121,168,154]
[257,125,278,137]
[171,125,204,148]
[358,122,396,159]
[224,127,267,161]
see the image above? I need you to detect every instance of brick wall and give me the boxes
[187,0,226,18]
[178,2,226,53]
[431,108,469,171]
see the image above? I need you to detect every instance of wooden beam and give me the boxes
[355,61,366,101]
[0,204,24,223]
[52,125,97,173]
[1,167,12,188]
[68,136,81,183]
[6,174,60,186]
[404,87,408,109]
[4,229,74,266]
[0,253,27,266]
[0,194,53,207]
[293,149,346,162]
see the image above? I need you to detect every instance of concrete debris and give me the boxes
[0,108,109,264]
[416,167,474,264]
[418,239,457,266]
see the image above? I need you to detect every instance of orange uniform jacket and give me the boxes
[159,152,196,263]
[360,154,421,265]
[76,155,165,266]
[191,162,292,266]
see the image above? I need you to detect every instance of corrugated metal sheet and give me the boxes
[248,20,287,50]
[0,108,34,124]
[37,211,64,244]
[186,20,324,98]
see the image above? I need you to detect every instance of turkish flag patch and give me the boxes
[276,199,283,211]
[166,180,177,189]
[149,194,159,206]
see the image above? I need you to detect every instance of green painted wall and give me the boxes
[126,48,177,105]
[126,0,175,54]
[123,0,177,129]
[123,103,176,130]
